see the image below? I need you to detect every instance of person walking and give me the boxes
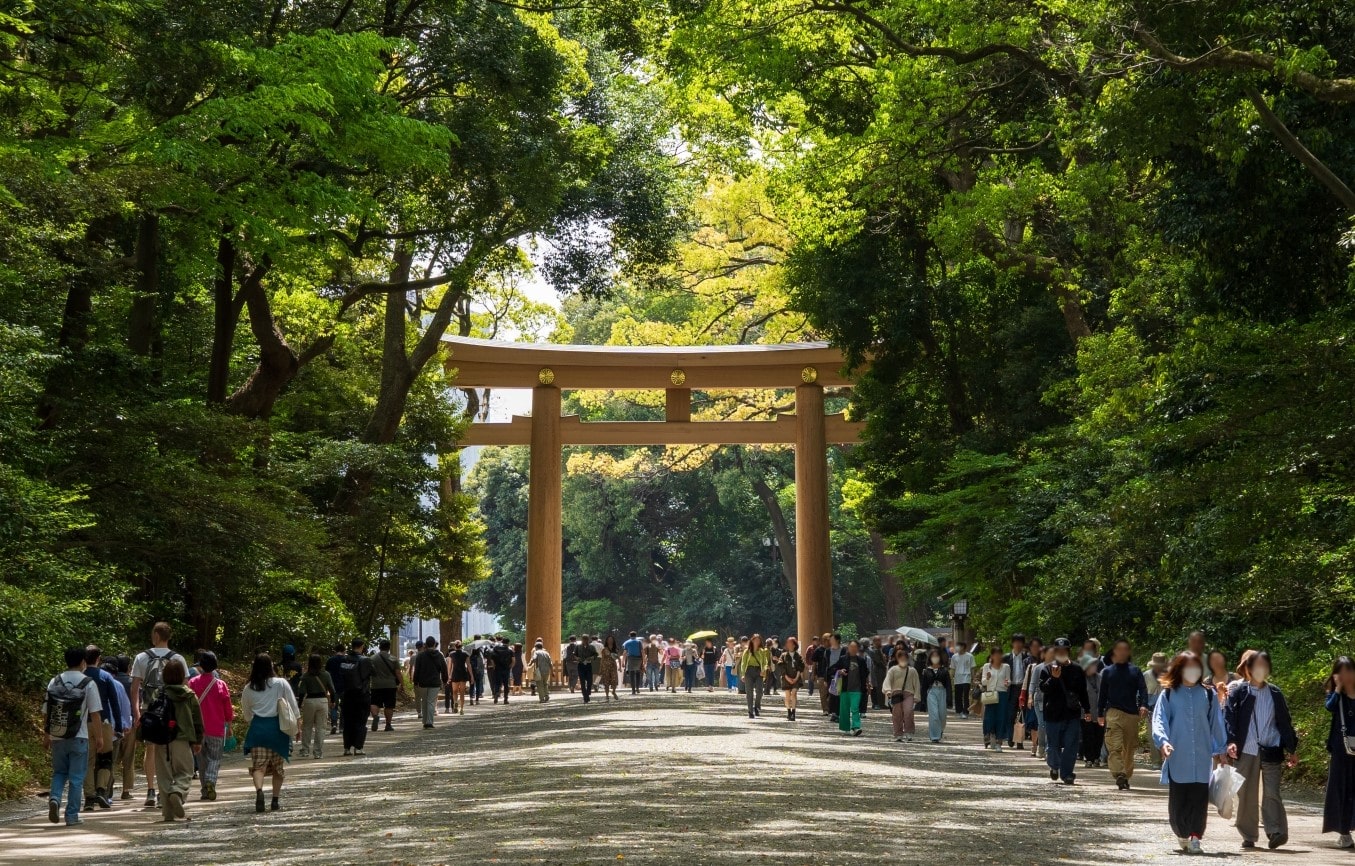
[490,638,515,704]
[469,637,487,705]
[103,655,136,801]
[921,649,952,743]
[1144,652,1168,769]
[563,636,580,694]
[576,634,599,703]
[1004,634,1032,749]
[868,637,888,710]
[511,643,526,697]
[884,646,921,742]
[412,636,447,728]
[1098,638,1151,790]
[1023,645,1053,760]
[720,638,740,694]
[187,651,233,799]
[324,643,346,734]
[832,640,870,736]
[241,653,300,813]
[739,634,770,719]
[80,646,120,812]
[823,634,845,721]
[447,640,471,713]
[369,638,402,732]
[980,648,1012,751]
[803,637,820,697]
[621,631,643,694]
[530,640,553,702]
[599,635,621,701]
[779,637,806,721]
[151,660,203,822]
[664,638,682,693]
[701,639,719,693]
[682,641,700,694]
[128,622,187,809]
[43,647,104,826]
[1080,658,1105,768]
[1324,656,1355,850]
[645,636,663,692]
[1224,650,1299,850]
[291,654,334,759]
[1150,651,1227,855]
[951,643,974,719]
[338,638,374,755]
[1038,638,1091,785]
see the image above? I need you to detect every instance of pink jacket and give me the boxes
[189,673,235,738]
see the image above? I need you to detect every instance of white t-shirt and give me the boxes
[131,647,187,696]
[951,652,975,684]
[240,677,299,722]
[46,671,102,739]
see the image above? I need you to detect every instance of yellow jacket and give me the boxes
[738,647,770,675]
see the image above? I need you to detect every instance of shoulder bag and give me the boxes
[1342,695,1355,757]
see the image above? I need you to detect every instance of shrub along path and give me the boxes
[0,690,1343,865]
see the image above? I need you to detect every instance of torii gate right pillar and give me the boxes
[795,382,834,643]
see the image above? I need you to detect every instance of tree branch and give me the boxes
[1133,27,1355,103]
[1244,86,1355,213]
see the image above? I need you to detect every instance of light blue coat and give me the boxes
[1150,683,1227,785]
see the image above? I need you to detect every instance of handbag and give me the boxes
[1342,695,1355,757]
[981,688,1000,706]
[828,670,844,696]
[277,691,299,736]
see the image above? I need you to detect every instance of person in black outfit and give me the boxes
[324,643,347,735]
[468,638,486,705]
[490,638,515,704]
[1038,637,1092,784]
[576,635,598,703]
[338,638,374,756]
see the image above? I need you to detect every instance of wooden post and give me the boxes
[795,383,833,642]
[665,387,691,422]
[526,384,563,662]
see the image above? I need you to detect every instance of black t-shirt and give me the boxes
[702,647,719,665]
[449,649,470,679]
[491,645,514,670]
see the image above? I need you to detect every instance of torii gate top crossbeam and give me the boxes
[441,335,854,390]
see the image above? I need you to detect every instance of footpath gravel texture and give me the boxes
[0,690,1343,865]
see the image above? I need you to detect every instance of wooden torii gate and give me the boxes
[442,336,864,656]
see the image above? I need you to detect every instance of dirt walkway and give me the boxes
[0,691,1343,865]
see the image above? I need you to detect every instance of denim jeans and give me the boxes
[926,685,948,741]
[646,662,661,690]
[50,737,89,822]
[1044,718,1082,782]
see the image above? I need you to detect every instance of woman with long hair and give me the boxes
[980,648,1012,751]
[241,653,300,814]
[779,637,805,721]
[884,645,921,743]
[599,634,621,701]
[1224,650,1300,850]
[1150,651,1227,855]
[511,643,526,696]
[447,640,471,713]
[292,653,335,759]
[738,634,769,719]
[1324,656,1355,850]
[920,647,952,743]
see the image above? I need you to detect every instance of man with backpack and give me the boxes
[411,636,448,729]
[129,622,187,809]
[369,638,403,733]
[43,646,104,826]
[338,638,374,756]
[105,655,136,799]
[81,645,122,811]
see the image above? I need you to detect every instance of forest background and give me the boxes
[2,0,1353,791]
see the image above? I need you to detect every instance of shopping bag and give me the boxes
[695,664,706,681]
[1209,764,1245,820]
[1014,720,1026,744]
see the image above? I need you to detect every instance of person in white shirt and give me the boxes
[240,653,301,814]
[128,621,187,808]
[951,646,976,719]
[43,647,104,826]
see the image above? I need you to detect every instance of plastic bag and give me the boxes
[1209,764,1246,819]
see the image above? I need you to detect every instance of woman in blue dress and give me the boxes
[1325,656,1355,850]
[1151,651,1227,856]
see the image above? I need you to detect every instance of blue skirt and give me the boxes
[243,714,291,762]
[1326,750,1355,834]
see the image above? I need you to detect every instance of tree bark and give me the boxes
[868,530,905,626]
[207,233,238,404]
[128,213,159,356]
[737,450,797,599]
[1244,86,1355,213]
[224,267,333,419]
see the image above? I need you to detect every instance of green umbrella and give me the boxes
[687,630,719,642]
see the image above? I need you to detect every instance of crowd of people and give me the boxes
[39,622,1355,857]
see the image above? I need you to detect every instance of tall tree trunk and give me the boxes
[207,233,237,404]
[128,213,159,356]
[224,267,332,419]
[737,450,797,600]
[868,530,905,626]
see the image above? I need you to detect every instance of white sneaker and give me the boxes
[1175,837,1188,852]
[1339,833,1354,849]
[1187,837,1202,856]
[994,743,1003,752]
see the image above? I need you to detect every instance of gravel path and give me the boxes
[1,690,1344,865]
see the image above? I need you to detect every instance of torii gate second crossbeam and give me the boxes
[443,336,864,654]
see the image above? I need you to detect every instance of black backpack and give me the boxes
[44,676,93,740]
[139,692,178,745]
